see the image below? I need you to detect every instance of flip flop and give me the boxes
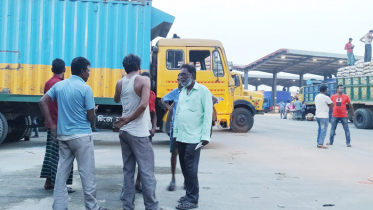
[317,145,328,149]
[67,187,76,193]
[167,180,176,191]
[44,185,54,190]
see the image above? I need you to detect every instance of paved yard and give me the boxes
[1,114,373,210]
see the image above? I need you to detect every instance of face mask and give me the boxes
[182,78,192,87]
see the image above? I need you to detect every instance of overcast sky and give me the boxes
[153,0,370,64]
[152,0,372,91]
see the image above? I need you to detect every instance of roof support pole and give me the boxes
[273,70,278,108]
[255,85,258,91]
[299,72,304,88]
[244,68,249,90]
[324,72,328,80]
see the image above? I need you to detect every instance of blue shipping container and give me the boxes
[0,0,174,98]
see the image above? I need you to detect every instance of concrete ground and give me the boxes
[1,114,373,210]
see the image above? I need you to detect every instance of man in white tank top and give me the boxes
[360,30,373,62]
[114,54,159,210]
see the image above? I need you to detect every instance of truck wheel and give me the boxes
[0,113,9,145]
[264,107,269,113]
[353,109,373,129]
[231,107,254,133]
[5,116,32,142]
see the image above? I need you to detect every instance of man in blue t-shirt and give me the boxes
[161,74,182,191]
[39,57,108,210]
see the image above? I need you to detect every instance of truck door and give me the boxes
[186,47,233,116]
[157,46,187,98]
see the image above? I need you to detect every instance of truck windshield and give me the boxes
[263,98,268,103]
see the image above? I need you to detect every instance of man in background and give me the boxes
[360,30,373,62]
[301,101,306,121]
[40,59,74,193]
[133,72,157,193]
[293,98,302,120]
[283,100,290,119]
[277,100,285,119]
[161,74,183,191]
[345,38,355,65]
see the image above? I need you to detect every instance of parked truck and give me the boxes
[337,76,373,129]
[298,79,336,114]
[299,77,373,129]
[0,0,263,145]
[262,91,291,113]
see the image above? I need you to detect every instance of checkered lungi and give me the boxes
[40,129,73,186]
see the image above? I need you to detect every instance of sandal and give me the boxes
[67,187,76,194]
[135,184,142,193]
[176,201,198,210]
[317,145,328,149]
[326,143,333,146]
[178,196,186,203]
[167,180,176,191]
[44,185,54,190]
[98,207,109,210]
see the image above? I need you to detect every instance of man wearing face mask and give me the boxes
[173,64,213,210]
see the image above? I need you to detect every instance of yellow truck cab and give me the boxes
[151,39,263,133]
[230,71,264,114]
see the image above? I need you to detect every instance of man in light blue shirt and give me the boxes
[277,100,285,119]
[39,57,107,210]
[294,98,303,120]
[173,64,212,210]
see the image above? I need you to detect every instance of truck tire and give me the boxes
[231,107,254,133]
[264,107,269,113]
[0,113,9,145]
[353,109,373,129]
[5,116,32,142]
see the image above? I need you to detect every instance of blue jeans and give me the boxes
[329,117,351,145]
[317,118,329,146]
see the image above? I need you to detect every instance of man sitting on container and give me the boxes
[327,85,355,147]
[315,85,334,149]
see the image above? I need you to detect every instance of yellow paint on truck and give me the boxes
[154,39,263,132]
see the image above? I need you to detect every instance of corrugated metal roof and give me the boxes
[233,48,364,77]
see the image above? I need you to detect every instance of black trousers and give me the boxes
[178,142,201,204]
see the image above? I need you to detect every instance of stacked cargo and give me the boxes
[337,60,373,78]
